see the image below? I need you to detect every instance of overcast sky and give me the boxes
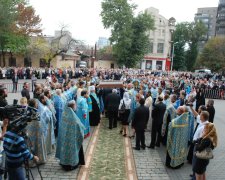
[29,0,219,45]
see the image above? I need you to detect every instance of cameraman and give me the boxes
[3,128,39,179]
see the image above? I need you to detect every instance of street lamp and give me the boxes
[171,42,178,71]
[168,17,176,71]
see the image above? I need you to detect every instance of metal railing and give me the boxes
[0,83,31,92]
[202,89,225,100]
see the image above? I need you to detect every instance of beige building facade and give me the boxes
[94,60,118,69]
[141,7,175,71]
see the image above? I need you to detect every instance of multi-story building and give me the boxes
[97,37,110,49]
[195,7,217,50]
[141,7,175,71]
[216,0,225,36]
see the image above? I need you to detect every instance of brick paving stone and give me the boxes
[30,127,94,179]
[5,91,225,180]
[132,99,225,180]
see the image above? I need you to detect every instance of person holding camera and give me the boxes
[3,128,39,180]
[187,105,207,164]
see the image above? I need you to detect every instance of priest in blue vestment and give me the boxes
[26,99,48,165]
[166,106,189,169]
[56,100,85,171]
[39,94,56,155]
[162,94,177,146]
[76,90,90,138]
[53,89,65,137]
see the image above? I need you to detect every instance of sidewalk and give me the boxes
[32,128,95,180]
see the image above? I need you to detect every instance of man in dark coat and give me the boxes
[148,96,166,149]
[105,89,120,129]
[12,73,19,93]
[0,87,8,107]
[132,98,149,150]
[21,82,30,100]
[206,99,215,123]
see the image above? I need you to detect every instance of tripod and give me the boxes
[22,131,43,180]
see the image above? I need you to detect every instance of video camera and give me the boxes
[0,104,40,133]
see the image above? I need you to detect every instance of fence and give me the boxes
[202,89,225,100]
[0,83,31,92]
[0,82,224,100]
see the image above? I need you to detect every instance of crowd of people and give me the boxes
[0,67,220,180]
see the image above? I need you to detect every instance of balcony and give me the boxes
[217,22,225,27]
[217,16,225,22]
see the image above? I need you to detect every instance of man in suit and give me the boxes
[21,82,30,100]
[0,87,8,108]
[132,98,149,150]
[105,89,120,129]
[148,96,166,149]
[12,73,19,93]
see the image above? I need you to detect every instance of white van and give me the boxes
[79,61,87,68]
[195,69,211,74]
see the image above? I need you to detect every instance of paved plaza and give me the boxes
[3,81,225,180]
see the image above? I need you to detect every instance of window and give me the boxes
[157,43,164,53]
[24,57,31,67]
[162,29,165,36]
[148,42,153,53]
[40,58,49,67]
[9,57,16,66]
[158,29,161,36]
[111,63,114,69]
[156,61,162,70]
[146,60,152,70]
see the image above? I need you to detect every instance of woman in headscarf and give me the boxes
[56,100,85,171]
[118,92,131,136]
[192,122,218,180]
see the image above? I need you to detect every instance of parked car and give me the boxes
[195,69,211,74]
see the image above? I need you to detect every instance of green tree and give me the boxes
[101,0,154,67]
[185,21,207,71]
[0,0,42,66]
[196,37,225,72]
[172,22,189,70]
[0,0,24,66]
[172,21,207,71]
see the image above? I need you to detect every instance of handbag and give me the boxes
[195,148,213,160]
[195,140,214,160]
[119,100,126,114]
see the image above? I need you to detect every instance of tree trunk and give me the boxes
[2,50,5,67]
[0,53,2,67]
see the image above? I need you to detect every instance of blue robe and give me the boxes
[167,112,189,168]
[46,98,57,126]
[162,103,177,135]
[128,98,140,123]
[63,86,77,102]
[87,97,92,112]
[76,96,90,138]
[53,95,65,136]
[38,101,55,155]
[188,112,195,142]
[26,100,53,164]
[56,106,84,166]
